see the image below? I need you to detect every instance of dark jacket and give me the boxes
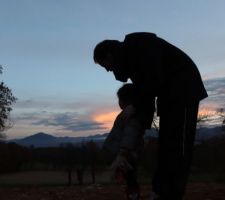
[112,32,208,126]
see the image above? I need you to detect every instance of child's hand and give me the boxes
[110,154,133,183]
[110,154,129,170]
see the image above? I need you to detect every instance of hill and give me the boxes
[10,132,108,148]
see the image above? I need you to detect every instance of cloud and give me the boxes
[30,112,106,132]
[15,94,117,112]
[15,111,48,121]
[201,77,225,110]
[204,77,225,95]
[13,110,106,133]
[15,99,56,110]
[62,121,105,132]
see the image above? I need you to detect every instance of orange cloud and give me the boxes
[93,111,120,130]
[198,108,216,118]
[199,102,222,115]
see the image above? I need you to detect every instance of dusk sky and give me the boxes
[1,0,225,139]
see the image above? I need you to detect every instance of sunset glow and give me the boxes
[93,111,120,130]
[198,108,216,117]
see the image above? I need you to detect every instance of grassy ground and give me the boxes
[0,182,225,200]
[1,170,225,185]
[0,171,225,199]
[0,170,114,185]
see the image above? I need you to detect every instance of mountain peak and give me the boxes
[34,132,54,137]
[9,132,107,148]
[24,132,55,141]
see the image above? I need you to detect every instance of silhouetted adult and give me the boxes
[93,32,208,200]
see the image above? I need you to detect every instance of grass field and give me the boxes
[0,182,225,200]
[0,171,225,199]
[0,170,114,185]
[1,170,225,185]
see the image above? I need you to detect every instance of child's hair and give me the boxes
[117,83,136,105]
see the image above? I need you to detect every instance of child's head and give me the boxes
[117,83,135,109]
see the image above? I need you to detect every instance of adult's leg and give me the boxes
[125,156,140,200]
[152,102,199,200]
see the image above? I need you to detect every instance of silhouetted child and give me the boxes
[103,83,145,200]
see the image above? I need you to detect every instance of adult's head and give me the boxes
[93,40,121,72]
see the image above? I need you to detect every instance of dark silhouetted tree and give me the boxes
[63,143,75,186]
[86,141,100,184]
[0,66,17,136]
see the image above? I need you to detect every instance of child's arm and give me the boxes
[110,149,132,170]
[118,104,135,123]
[120,118,144,151]
[110,118,143,171]
[102,112,123,154]
[110,149,133,183]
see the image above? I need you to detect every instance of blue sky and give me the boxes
[1,0,225,139]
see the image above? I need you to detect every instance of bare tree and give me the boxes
[152,114,159,132]
[217,108,225,132]
[197,111,210,128]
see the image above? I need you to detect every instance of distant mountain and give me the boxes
[10,132,108,148]
[9,126,224,148]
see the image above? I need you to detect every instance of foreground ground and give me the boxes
[0,182,225,200]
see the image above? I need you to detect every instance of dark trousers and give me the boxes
[152,101,199,200]
[125,155,140,200]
